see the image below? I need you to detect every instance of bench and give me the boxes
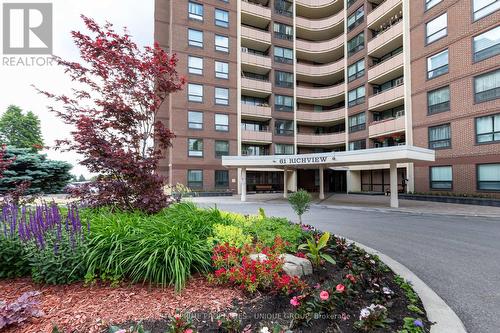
[255,185,273,192]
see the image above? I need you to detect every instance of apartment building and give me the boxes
[155,0,500,196]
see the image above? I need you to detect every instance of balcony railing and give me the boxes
[369,116,405,138]
[297,132,346,146]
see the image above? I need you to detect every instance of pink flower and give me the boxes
[290,296,300,307]
[319,290,329,301]
[184,330,193,333]
[346,274,356,283]
[336,283,345,293]
[314,283,321,289]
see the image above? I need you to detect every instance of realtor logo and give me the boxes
[2,3,53,54]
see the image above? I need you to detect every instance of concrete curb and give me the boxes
[346,238,467,333]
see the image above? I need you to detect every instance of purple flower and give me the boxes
[414,319,424,328]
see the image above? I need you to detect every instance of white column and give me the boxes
[283,169,288,199]
[390,163,399,208]
[319,167,325,200]
[241,168,246,202]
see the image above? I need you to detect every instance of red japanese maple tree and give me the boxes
[37,16,185,213]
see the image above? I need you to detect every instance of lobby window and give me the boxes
[474,69,500,103]
[473,0,500,21]
[473,26,500,62]
[275,144,294,155]
[215,140,230,158]
[274,46,293,64]
[215,170,229,188]
[426,13,447,44]
[476,113,500,143]
[215,61,229,79]
[426,0,442,10]
[215,87,229,105]
[427,49,448,79]
[188,138,203,157]
[348,139,366,151]
[347,6,364,32]
[427,86,450,114]
[428,124,451,149]
[215,9,229,27]
[477,164,500,191]
[188,111,203,129]
[348,112,366,132]
[275,0,293,17]
[275,119,294,136]
[275,71,293,88]
[347,32,364,56]
[188,1,203,21]
[348,60,365,82]
[430,166,452,190]
[187,170,203,188]
[215,113,229,131]
[275,95,294,112]
[348,86,365,107]
[273,22,293,40]
[188,83,203,102]
[188,29,203,47]
[188,56,203,75]
[215,35,229,52]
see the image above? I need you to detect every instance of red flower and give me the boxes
[295,252,306,258]
[346,274,356,283]
[336,283,345,293]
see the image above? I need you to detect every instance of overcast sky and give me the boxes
[0,0,154,177]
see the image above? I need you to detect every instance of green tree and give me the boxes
[0,105,44,151]
[78,174,86,182]
[288,189,312,224]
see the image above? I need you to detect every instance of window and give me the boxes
[275,144,294,155]
[473,0,500,20]
[188,83,203,102]
[215,35,229,52]
[347,7,364,32]
[187,170,203,188]
[188,29,203,47]
[427,86,450,114]
[425,0,442,10]
[188,111,203,129]
[215,140,229,158]
[348,112,366,132]
[215,113,229,131]
[273,23,293,40]
[428,124,451,149]
[215,87,229,105]
[430,166,452,189]
[476,113,500,143]
[348,86,366,107]
[188,138,203,157]
[347,0,358,8]
[242,145,269,156]
[477,164,500,191]
[188,56,203,75]
[275,0,293,17]
[348,60,365,82]
[427,49,448,79]
[215,170,229,188]
[188,2,203,21]
[347,33,364,56]
[242,95,267,106]
[473,26,500,62]
[274,46,293,64]
[215,9,229,27]
[275,119,294,136]
[474,69,500,103]
[426,13,447,44]
[349,139,366,151]
[215,61,229,79]
[275,71,293,88]
[275,95,294,112]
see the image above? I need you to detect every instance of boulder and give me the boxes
[281,254,313,277]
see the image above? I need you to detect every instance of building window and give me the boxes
[347,0,358,8]
[274,46,293,64]
[215,9,229,27]
[242,145,269,156]
[348,86,366,107]
[349,139,366,151]
[188,56,203,75]
[188,83,203,102]
[215,140,230,158]
[348,112,366,132]
[426,0,442,10]
[275,144,294,155]
[242,95,267,106]
[474,69,500,103]
[275,71,293,88]
[215,113,229,131]
[273,22,293,40]
[215,35,229,53]
[188,111,203,129]
[427,86,450,114]
[275,119,294,136]
[188,29,203,47]
[347,32,364,56]
[348,60,365,82]
[214,61,229,79]
[275,0,293,17]
[428,124,451,149]
[477,164,500,191]
[275,95,294,112]
[215,170,229,188]
[426,13,447,44]
[427,49,448,79]
[215,87,229,105]
[473,26,500,62]
[473,0,500,21]
[430,166,452,189]
[187,170,203,188]
[188,138,203,157]
[476,113,500,143]
[347,6,364,32]
[188,1,203,21]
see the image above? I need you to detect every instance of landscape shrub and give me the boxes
[0,291,44,330]
[244,217,306,251]
[288,189,312,224]
[207,224,253,248]
[0,238,29,279]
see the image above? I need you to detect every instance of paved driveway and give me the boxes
[194,197,500,333]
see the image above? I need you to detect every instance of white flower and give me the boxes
[359,308,371,320]
[382,287,394,295]
[260,327,270,333]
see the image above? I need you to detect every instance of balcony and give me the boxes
[367,20,403,58]
[241,129,273,143]
[241,26,271,51]
[296,11,344,41]
[296,0,344,19]
[296,58,344,84]
[368,52,404,84]
[241,52,272,74]
[241,104,272,120]
[241,77,272,97]
[241,1,271,29]
[296,108,344,125]
[296,34,344,63]
[296,83,344,106]
[367,0,402,29]
[369,116,405,138]
[297,132,345,146]
[368,84,405,111]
